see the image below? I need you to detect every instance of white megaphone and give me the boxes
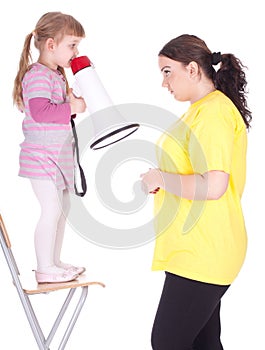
[71,56,139,150]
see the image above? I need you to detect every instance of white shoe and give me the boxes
[35,270,79,283]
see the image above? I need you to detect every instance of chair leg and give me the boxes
[58,286,89,350]
[46,288,76,347]
[17,286,90,349]
[16,285,47,349]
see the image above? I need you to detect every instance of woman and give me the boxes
[141,34,252,349]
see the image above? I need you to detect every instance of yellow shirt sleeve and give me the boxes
[188,104,235,174]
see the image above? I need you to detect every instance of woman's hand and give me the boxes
[140,168,162,194]
[69,89,86,114]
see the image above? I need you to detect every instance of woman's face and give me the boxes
[158,55,193,102]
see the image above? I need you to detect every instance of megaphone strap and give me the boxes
[71,118,87,197]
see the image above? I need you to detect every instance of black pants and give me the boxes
[151,272,229,350]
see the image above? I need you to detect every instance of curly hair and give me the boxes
[159,34,252,129]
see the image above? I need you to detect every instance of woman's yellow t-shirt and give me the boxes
[152,90,247,285]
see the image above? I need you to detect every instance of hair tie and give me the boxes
[212,52,222,65]
[32,31,39,41]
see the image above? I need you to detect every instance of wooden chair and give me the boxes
[0,214,105,350]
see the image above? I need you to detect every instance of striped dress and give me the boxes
[19,63,74,191]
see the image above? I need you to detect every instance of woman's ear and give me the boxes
[187,61,199,78]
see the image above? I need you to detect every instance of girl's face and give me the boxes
[49,35,83,69]
[158,55,194,102]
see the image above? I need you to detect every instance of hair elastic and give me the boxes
[212,52,222,65]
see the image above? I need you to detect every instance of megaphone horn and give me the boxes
[71,56,140,150]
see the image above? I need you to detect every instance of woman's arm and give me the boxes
[140,169,229,200]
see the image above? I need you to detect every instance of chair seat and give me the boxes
[20,273,105,295]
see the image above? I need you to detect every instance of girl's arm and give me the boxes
[28,90,86,124]
[140,169,229,200]
[29,97,71,124]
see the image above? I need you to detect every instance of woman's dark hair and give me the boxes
[159,34,252,129]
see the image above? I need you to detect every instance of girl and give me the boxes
[13,12,87,283]
[141,34,252,349]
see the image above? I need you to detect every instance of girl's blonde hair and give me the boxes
[13,12,85,110]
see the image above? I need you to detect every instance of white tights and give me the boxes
[30,179,71,273]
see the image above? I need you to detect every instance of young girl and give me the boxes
[13,12,87,283]
[141,34,252,349]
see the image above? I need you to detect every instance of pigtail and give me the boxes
[13,12,85,110]
[57,66,70,94]
[214,54,252,129]
[13,32,34,110]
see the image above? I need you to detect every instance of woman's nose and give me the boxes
[162,78,168,88]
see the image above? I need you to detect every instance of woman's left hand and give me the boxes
[140,168,162,194]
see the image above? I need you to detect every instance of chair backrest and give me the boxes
[0,214,11,248]
[0,214,21,280]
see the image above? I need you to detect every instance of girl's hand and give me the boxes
[140,168,162,194]
[69,89,86,114]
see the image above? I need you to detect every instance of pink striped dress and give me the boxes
[19,63,74,191]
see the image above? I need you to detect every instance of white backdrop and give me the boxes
[0,1,264,349]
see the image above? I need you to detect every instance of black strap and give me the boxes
[71,117,87,197]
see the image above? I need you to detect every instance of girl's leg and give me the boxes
[151,272,229,350]
[30,179,79,282]
[53,189,86,275]
[53,189,70,267]
[31,179,63,273]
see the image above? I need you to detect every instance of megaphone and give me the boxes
[71,56,140,150]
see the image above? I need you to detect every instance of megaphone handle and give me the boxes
[71,117,87,197]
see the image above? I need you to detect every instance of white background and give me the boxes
[0,0,264,349]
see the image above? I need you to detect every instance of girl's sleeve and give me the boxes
[25,68,71,124]
[29,97,71,124]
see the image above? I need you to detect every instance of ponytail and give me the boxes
[57,66,70,94]
[214,54,252,129]
[159,34,252,130]
[13,32,34,110]
[13,12,85,111]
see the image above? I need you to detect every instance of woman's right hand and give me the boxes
[69,89,86,115]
